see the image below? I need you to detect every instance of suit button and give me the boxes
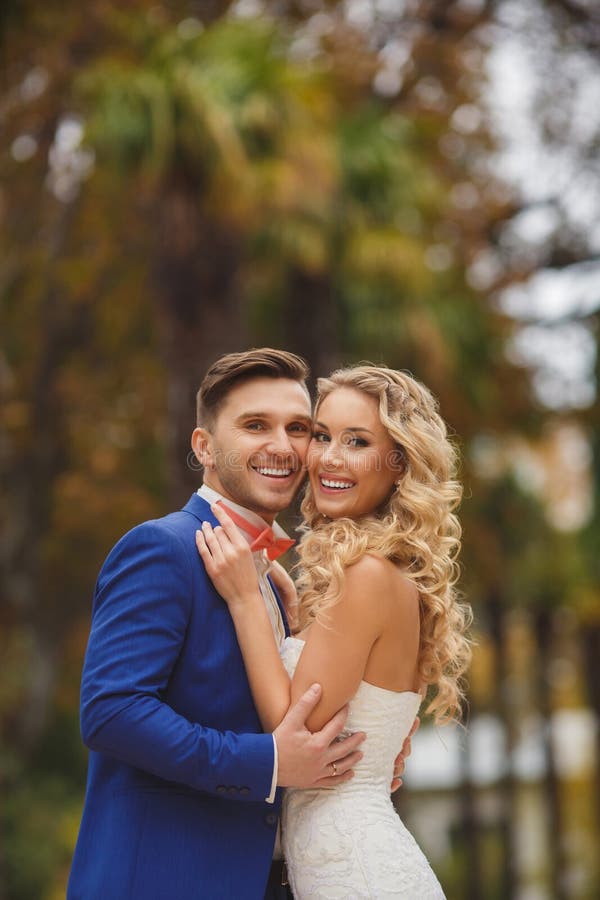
[240,787,250,796]
[216,785,227,793]
[265,813,277,826]
[228,786,238,795]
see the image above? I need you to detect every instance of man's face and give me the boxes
[192,377,312,522]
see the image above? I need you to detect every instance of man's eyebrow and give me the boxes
[314,421,374,435]
[236,412,312,422]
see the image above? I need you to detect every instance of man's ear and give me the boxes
[191,427,215,470]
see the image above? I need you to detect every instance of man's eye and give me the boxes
[246,422,264,431]
[289,423,310,433]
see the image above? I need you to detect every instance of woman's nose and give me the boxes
[321,442,343,468]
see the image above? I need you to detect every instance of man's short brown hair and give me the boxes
[197,348,310,428]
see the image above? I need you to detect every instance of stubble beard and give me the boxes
[212,459,304,519]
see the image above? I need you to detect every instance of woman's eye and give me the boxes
[312,431,329,443]
[346,436,368,448]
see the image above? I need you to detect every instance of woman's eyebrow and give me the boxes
[313,421,375,436]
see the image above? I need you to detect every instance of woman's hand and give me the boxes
[269,560,299,632]
[195,505,260,607]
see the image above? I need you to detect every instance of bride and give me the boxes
[196,364,471,899]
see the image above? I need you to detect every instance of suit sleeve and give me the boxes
[80,521,274,802]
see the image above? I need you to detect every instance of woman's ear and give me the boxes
[191,427,215,469]
[390,446,407,478]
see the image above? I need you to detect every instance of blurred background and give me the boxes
[1,1,599,898]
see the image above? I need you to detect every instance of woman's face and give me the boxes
[308,386,402,519]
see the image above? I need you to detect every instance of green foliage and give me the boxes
[2,772,83,900]
[1,0,598,897]
[462,469,584,609]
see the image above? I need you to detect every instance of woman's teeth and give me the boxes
[320,478,354,489]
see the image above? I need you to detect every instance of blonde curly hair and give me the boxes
[296,365,472,724]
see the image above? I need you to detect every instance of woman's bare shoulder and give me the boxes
[343,553,418,612]
[346,552,415,586]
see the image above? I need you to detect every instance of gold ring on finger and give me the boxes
[330,761,337,777]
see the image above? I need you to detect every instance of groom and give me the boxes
[67,349,369,900]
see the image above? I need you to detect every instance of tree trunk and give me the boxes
[488,588,520,899]
[459,694,485,900]
[534,606,569,900]
[580,622,600,848]
[282,268,341,392]
[152,179,249,507]
[1,199,89,754]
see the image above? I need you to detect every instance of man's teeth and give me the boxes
[321,478,354,489]
[256,466,292,477]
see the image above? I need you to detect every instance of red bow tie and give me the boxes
[216,502,295,561]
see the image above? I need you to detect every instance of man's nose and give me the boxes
[266,428,296,456]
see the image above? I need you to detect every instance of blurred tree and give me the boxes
[1,1,599,898]
[76,0,562,494]
[465,472,580,898]
[579,311,600,842]
[1,10,168,898]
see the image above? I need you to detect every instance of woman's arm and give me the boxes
[195,507,291,731]
[289,556,393,732]
[197,508,404,735]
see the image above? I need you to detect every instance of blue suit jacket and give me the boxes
[67,494,289,900]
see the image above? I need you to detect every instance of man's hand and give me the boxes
[391,716,420,793]
[275,684,366,788]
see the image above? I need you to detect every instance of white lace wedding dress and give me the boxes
[280,636,446,899]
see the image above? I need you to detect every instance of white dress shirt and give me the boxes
[197,484,290,806]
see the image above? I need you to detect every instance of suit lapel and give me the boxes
[267,575,290,638]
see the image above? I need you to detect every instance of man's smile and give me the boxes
[252,464,296,480]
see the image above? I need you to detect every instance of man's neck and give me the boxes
[200,478,276,525]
